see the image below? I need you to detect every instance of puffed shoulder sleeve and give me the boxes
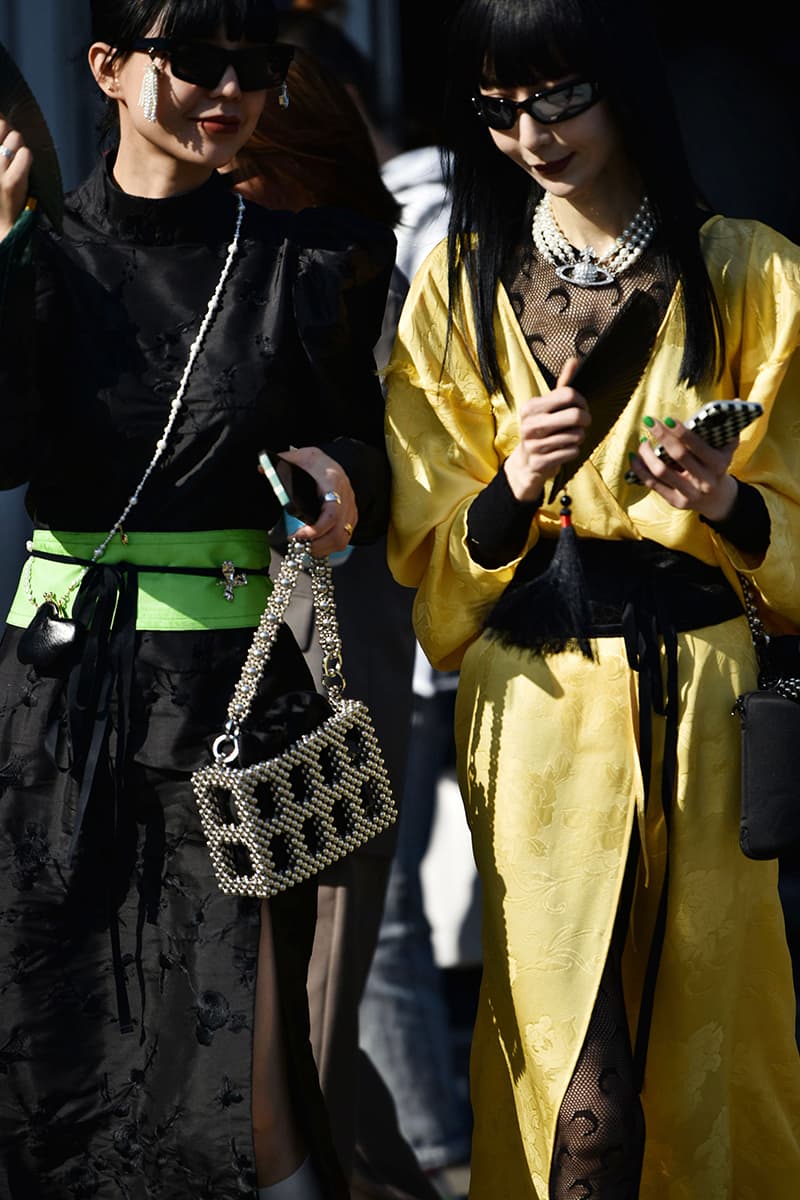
[384,242,540,670]
[291,207,396,543]
[701,219,800,627]
[0,210,55,488]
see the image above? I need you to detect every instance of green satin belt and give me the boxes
[6,528,273,631]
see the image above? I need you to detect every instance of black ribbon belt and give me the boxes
[513,538,743,1088]
[29,547,270,1036]
[32,547,271,859]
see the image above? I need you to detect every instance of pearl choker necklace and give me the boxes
[532,191,656,287]
[26,192,246,613]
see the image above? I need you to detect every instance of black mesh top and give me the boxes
[503,237,674,386]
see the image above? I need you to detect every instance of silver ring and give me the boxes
[0,146,15,161]
[322,490,342,505]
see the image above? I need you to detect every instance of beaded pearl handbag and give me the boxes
[191,539,397,897]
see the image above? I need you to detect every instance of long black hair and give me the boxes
[442,0,724,392]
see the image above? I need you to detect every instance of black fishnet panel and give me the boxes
[549,954,645,1199]
[504,242,673,385]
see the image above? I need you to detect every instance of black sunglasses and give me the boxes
[472,80,600,130]
[132,39,293,92]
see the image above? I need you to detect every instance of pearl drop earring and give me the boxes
[138,51,160,123]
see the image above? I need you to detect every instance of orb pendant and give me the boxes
[556,258,615,287]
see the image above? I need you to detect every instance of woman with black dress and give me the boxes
[0,2,393,1197]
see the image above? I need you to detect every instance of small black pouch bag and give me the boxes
[736,576,800,859]
[737,689,800,859]
[17,600,85,678]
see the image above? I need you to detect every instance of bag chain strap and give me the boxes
[212,540,346,764]
[739,573,800,700]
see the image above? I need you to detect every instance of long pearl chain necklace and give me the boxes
[26,193,246,613]
[532,191,656,287]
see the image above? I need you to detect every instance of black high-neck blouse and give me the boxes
[0,156,394,539]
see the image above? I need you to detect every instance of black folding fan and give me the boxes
[547,288,662,503]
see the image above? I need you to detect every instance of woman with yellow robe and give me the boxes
[384,0,800,1196]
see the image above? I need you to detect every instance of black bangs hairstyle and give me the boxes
[442,0,724,394]
[91,0,277,52]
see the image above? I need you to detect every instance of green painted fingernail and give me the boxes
[628,451,637,461]
[643,415,655,428]
[664,416,676,428]
[639,435,648,443]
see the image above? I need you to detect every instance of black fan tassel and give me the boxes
[484,494,595,660]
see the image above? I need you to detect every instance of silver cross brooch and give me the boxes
[218,560,248,602]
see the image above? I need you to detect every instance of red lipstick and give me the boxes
[535,153,574,178]
[198,115,241,135]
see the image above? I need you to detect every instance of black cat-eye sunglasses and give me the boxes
[131,38,293,92]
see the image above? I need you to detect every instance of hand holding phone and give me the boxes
[626,399,763,482]
[258,448,355,565]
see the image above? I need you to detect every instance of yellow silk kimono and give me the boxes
[385,216,800,1199]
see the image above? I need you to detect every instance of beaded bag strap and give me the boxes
[212,540,347,765]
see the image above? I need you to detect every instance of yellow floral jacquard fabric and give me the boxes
[385,216,800,1198]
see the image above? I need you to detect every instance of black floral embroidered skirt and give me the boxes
[0,624,347,1199]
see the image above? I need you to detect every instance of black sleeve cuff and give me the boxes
[466,466,542,569]
[320,437,390,544]
[700,479,771,557]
